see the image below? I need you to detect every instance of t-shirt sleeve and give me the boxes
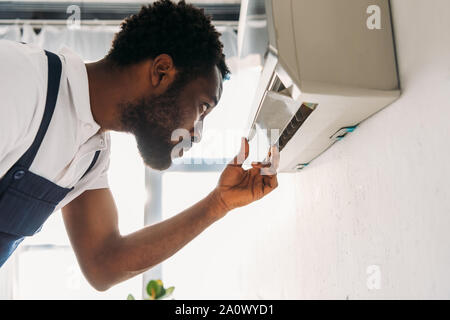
[85,157,110,190]
[86,170,109,190]
[0,40,46,163]
[85,134,111,190]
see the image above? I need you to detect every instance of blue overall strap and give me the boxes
[15,50,62,169]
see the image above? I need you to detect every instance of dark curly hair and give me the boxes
[106,0,230,80]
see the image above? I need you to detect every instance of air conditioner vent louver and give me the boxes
[277,103,317,151]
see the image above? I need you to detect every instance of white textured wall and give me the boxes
[161,0,450,300]
[278,0,450,299]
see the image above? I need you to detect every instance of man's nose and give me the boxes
[191,120,203,143]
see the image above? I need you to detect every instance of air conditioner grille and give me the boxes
[277,103,317,151]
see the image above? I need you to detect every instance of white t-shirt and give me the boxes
[0,40,111,210]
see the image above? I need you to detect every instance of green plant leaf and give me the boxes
[147,280,163,299]
[157,286,175,300]
[127,294,135,300]
[156,286,166,299]
[165,286,175,295]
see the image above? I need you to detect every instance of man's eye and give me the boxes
[200,103,209,114]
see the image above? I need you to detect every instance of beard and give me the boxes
[119,76,190,170]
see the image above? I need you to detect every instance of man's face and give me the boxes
[120,66,223,170]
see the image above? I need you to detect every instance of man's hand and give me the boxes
[213,137,279,213]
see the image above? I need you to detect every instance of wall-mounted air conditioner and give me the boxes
[244,0,400,172]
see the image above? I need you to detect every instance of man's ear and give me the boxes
[150,54,177,89]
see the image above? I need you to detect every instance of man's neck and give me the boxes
[86,59,148,133]
[85,59,121,132]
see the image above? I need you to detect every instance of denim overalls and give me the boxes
[0,50,100,267]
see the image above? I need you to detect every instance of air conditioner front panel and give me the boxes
[274,0,399,91]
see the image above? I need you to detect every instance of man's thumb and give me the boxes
[228,137,249,166]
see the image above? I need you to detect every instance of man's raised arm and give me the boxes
[62,138,279,291]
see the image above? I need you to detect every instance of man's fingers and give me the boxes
[228,137,249,167]
[262,174,278,194]
[248,167,279,201]
[251,161,271,168]
[260,145,280,175]
[270,145,280,170]
[227,139,279,176]
[252,175,278,201]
